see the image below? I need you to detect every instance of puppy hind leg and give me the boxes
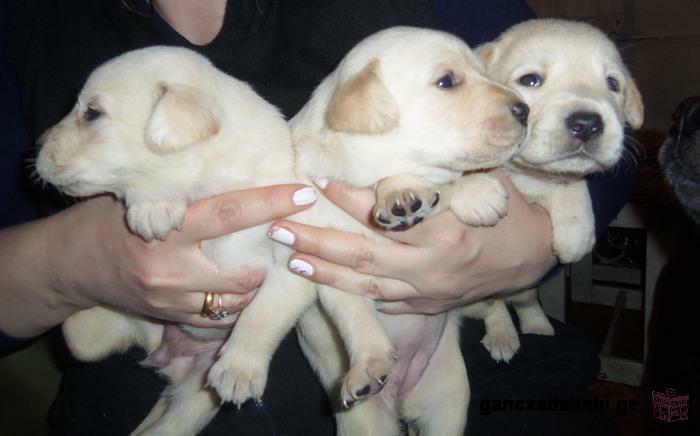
[318,286,396,407]
[131,373,219,436]
[130,394,168,436]
[63,307,163,361]
[296,304,348,395]
[480,300,520,362]
[510,287,554,336]
[335,396,401,436]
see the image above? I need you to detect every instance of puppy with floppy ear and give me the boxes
[326,59,400,135]
[292,26,528,435]
[459,19,644,362]
[37,46,318,436]
[145,83,222,153]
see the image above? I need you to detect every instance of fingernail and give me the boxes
[289,259,314,277]
[292,187,318,206]
[268,226,295,245]
[313,178,329,189]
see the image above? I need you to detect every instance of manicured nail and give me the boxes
[292,187,318,206]
[289,259,314,277]
[268,226,295,245]
[313,178,329,189]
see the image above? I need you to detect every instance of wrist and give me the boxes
[0,217,83,337]
[43,207,98,314]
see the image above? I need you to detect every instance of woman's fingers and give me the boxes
[269,220,425,280]
[180,184,318,242]
[180,289,258,316]
[158,289,256,327]
[179,260,267,295]
[315,179,376,226]
[375,298,464,315]
[286,254,420,301]
[181,311,241,328]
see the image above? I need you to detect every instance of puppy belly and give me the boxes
[148,324,227,368]
[377,313,448,407]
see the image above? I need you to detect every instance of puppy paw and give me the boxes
[207,353,268,407]
[126,200,187,241]
[450,173,508,226]
[340,349,397,408]
[373,176,440,230]
[520,317,555,336]
[481,329,520,363]
[552,220,596,264]
[513,299,556,336]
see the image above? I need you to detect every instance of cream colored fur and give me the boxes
[460,19,644,362]
[37,46,317,436]
[292,27,527,435]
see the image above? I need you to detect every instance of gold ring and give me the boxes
[200,292,228,320]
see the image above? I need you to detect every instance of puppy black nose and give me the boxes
[510,102,529,126]
[566,112,604,142]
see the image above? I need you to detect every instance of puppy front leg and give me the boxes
[449,172,509,226]
[125,198,188,241]
[318,286,396,407]
[544,181,596,263]
[373,174,442,230]
[207,266,317,406]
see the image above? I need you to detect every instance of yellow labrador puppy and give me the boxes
[36,46,318,435]
[291,27,527,435]
[460,19,644,362]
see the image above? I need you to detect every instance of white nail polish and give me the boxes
[313,178,329,189]
[268,227,295,245]
[292,187,318,206]
[289,259,314,277]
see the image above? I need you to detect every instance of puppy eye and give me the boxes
[607,77,620,93]
[84,105,103,122]
[436,73,458,89]
[518,73,542,87]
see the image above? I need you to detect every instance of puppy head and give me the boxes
[296,27,528,183]
[36,47,222,198]
[478,19,644,176]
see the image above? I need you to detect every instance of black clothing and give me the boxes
[7,0,437,140]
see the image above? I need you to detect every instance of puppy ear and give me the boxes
[475,42,498,68]
[145,83,220,153]
[326,59,399,134]
[623,75,644,129]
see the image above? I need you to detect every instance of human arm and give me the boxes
[0,184,317,339]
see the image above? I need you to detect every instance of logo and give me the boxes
[652,388,689,423]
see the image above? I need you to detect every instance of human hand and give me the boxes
[269,171,557,314]
[45,185,317,328]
